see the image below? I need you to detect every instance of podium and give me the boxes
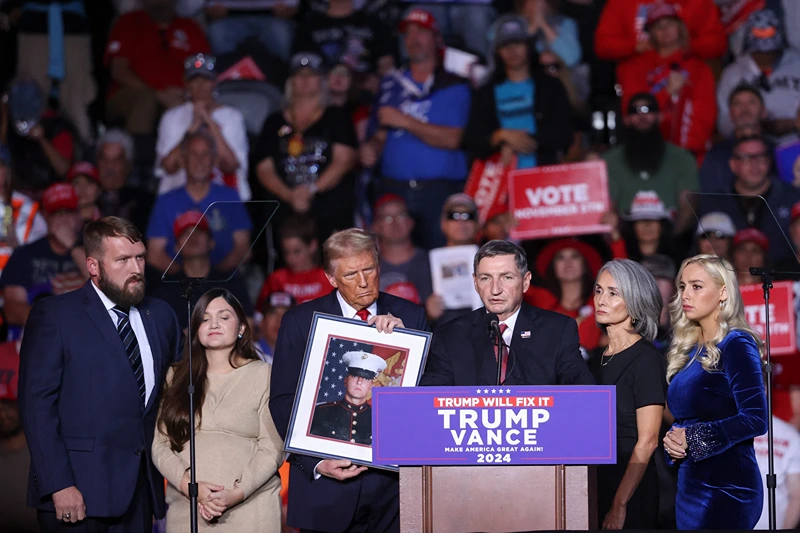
[371,386,614,532]
[399,465,595,532]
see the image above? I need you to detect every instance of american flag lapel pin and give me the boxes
[520,331,531,339]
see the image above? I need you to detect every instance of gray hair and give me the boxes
[596,259,663,341]
[474,240,529,277]
[323,228,379,274]
[97,128,135,162]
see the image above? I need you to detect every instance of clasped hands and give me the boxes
[181,472,244,522]
[663,426,688,461]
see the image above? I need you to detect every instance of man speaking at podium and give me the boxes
[270,228,427,533]
[421,240,595,386]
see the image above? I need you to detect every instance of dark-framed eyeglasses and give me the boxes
[732,152,770,163]
[445,210,477,222]
[633,105,653,115]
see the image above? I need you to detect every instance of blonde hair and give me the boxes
[323,228,379,274]
[666,254,764,382]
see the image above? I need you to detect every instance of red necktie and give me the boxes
[356,309,371,321]
[494,323,509,383]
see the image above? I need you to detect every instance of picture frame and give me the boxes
[285,312,432,471]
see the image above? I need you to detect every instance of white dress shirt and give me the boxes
[499,306,521,348]
[92,281,155,405]
[336,291,378,320]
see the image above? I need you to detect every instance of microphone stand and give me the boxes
[750,267,779,530]
[182,277,204,533]
[489,318,503,386]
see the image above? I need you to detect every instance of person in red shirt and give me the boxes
[256,214,332,309]
[104,0,210,135]
[595,0,726,64]
[617,4,716,163]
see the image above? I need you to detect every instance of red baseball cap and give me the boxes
[374,193,407,213]
[399,8,439,34]
[66,162,99,184]
[733,228,769,251]
[0,341,20,402]
[173,210,210,240]
[42,183,79,215]
[645,3,681,28]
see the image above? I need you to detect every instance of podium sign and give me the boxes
[372,386,615,466]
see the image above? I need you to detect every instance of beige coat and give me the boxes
[153,361,284,533]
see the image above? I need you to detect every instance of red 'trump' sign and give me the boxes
[509,161,611,240]
[740,281,796,356]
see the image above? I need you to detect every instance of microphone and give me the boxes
[486,312,501,339]
[486,312,504,387]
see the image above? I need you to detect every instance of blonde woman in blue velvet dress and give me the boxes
[663,254,768,530]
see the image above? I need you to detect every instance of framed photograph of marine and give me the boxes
[284,312,432,470]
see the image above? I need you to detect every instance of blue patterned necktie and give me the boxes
[112,306,146,404]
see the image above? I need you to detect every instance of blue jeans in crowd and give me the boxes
[208,14,295,62]
[408,4,497,59]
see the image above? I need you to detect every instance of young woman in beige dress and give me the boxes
[153,288,284,532]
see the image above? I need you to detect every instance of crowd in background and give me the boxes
[2,0,800,531]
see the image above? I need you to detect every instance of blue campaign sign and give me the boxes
[372,386,616,466]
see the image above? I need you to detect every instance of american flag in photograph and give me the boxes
[315,336,407,405]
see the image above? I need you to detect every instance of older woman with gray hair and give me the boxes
[590,259,666,530]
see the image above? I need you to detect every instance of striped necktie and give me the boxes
[112,306,146,404]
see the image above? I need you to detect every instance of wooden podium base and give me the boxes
[400,465,596,532]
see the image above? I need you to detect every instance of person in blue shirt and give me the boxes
[146,131,252,276]
[361,8,472,250]
[463,14,573,172]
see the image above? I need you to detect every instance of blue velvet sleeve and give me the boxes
[684,334,768,462]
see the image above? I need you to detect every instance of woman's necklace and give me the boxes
[601,338,637,366]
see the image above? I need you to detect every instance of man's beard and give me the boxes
[98,263,145,309]
[623,123,666,176]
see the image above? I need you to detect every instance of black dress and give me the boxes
[589,338,666,529]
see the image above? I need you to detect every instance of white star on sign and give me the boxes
[331,367,337,373]
[325,360,329,366]
[476,389,482,394]
[332,351,337,356]
[506,389,511,393]
[338,391,344,396]
[352,342,358,346]
[484,389,489,393]
[324,392,329,397]
[491,389,496,393]
[324,376,329,381]
[339,343,344,348]
[330,383,336,389]
[338,375,343,380]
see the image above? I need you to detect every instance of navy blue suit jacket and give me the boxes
[269,291,428,533]
[18,282,182,519]
[420,304,595,386]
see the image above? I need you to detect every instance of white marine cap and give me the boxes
[342,351,387,380]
